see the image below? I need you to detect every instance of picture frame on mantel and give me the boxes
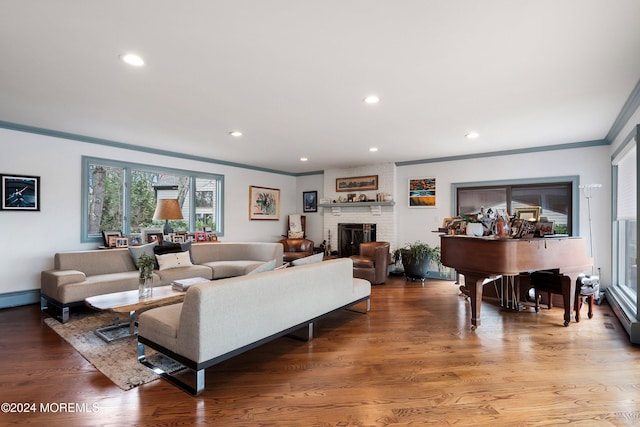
[408,177,436,208]
[1,174,40,211]
[249,185,280,220]
[336,175,378,192]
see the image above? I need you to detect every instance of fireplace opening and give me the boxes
[338,223,376,257]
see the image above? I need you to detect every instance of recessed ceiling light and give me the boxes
[364,95,380,104]
[369,147,379,152]
[229,131,243,137]
[119,53,144,67]
[300,157,308,162]
[465,132,480,139]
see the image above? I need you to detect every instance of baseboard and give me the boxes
[606,286,640,345]
[0,290,40,309]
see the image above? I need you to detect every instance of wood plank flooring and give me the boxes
[2,276,640,426]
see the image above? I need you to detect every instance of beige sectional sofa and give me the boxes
[41,242,283,322]
[137,258,371,395]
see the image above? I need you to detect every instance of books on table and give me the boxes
[171,276,210,291]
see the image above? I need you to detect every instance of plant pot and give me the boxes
[466,222,484,237]
[401,256,431,282]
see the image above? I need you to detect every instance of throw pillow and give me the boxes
[128,242,158,268]
[290,252,324,266]
[247,259,277,275]
[156,251,193,270]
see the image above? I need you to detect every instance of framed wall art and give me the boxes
[335,175,378,192]
[249,186,280,220]
[303,191,317,212]
[408,177,436,208]
[515,206,541,222]
[1,174,40,211]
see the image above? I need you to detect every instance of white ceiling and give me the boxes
[2,1,640,174]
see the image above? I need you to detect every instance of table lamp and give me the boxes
[153,199,183,235]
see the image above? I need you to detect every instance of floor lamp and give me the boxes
[579,183,601,300]
[153,199,183,235]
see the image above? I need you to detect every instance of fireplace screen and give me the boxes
[338,223,376,257]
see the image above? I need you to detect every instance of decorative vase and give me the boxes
[466,222,484,237]
[139,277,153,298]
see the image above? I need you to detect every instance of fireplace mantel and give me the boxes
[318,201,395,216]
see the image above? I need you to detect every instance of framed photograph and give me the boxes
[173,234,185,243]
[102,230,122,247]
[128,233,142,246]
[195,231,208,242]
[303,191,317,212]
[186,232,196,242]
[515,206,541,222]
[249,186,280,220]
[141,227,163,244]
[336,175,378,192]
[146,232,164,244]
[536,221,554,236]
[408,177,436,208]
[1,174,40,211]
[115,237,129,248]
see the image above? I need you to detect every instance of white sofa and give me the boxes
[137,258,371,395]
[41,242,283,322]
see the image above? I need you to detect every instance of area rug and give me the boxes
[44,312,183,391]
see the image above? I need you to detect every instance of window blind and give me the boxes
[614,144,637,221]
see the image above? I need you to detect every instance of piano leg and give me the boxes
[460,271,488,330]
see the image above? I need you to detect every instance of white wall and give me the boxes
[395,145,612,285]
[0,128,297,295]
[0,127,616,299]
[295,174,324,244]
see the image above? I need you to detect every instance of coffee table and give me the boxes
[85,285,186,343]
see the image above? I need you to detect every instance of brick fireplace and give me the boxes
[322,163,397,256]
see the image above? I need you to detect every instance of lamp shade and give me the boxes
[153,199,183,221]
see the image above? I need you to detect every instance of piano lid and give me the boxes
[440,235,592,276]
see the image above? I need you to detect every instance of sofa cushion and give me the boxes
[156,251,193,270]
[291,252,324,266]
[158,241,194,261]
[247,259,277,275]
[154,265,213,284]
[202,260,265,279]
[57,271,143,303]
[128,242,158,268]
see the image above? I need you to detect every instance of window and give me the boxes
[613,141,637,300]
[455,178,576,235]
[82,157,223,242]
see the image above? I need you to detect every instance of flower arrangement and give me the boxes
[137,253,155,280]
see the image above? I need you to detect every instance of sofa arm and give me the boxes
[41,270,87,297]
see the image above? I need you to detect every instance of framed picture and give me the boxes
[195,231,207,242]
[303,191,317,212]
[141,227,163,244]
[536,221,554,236]
[408,177,436,208]
[515,206,541,222]
[249,186,280,220]
[336,175,378,192]
[115,237,129,248]
[102,230,122,247]
[1,174,40,211]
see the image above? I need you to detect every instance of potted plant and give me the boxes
[461,213,484,236]
[393,241,442,283]
[137,253,155,298]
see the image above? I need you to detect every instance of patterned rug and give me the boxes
[44,311,183,391]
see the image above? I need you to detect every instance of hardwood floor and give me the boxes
[2,276,640,426]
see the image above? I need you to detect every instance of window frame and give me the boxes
[81,156,224,243]
[452,176,580,236]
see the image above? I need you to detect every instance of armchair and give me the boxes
[350,241,390,285]
[278,238,314,263]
